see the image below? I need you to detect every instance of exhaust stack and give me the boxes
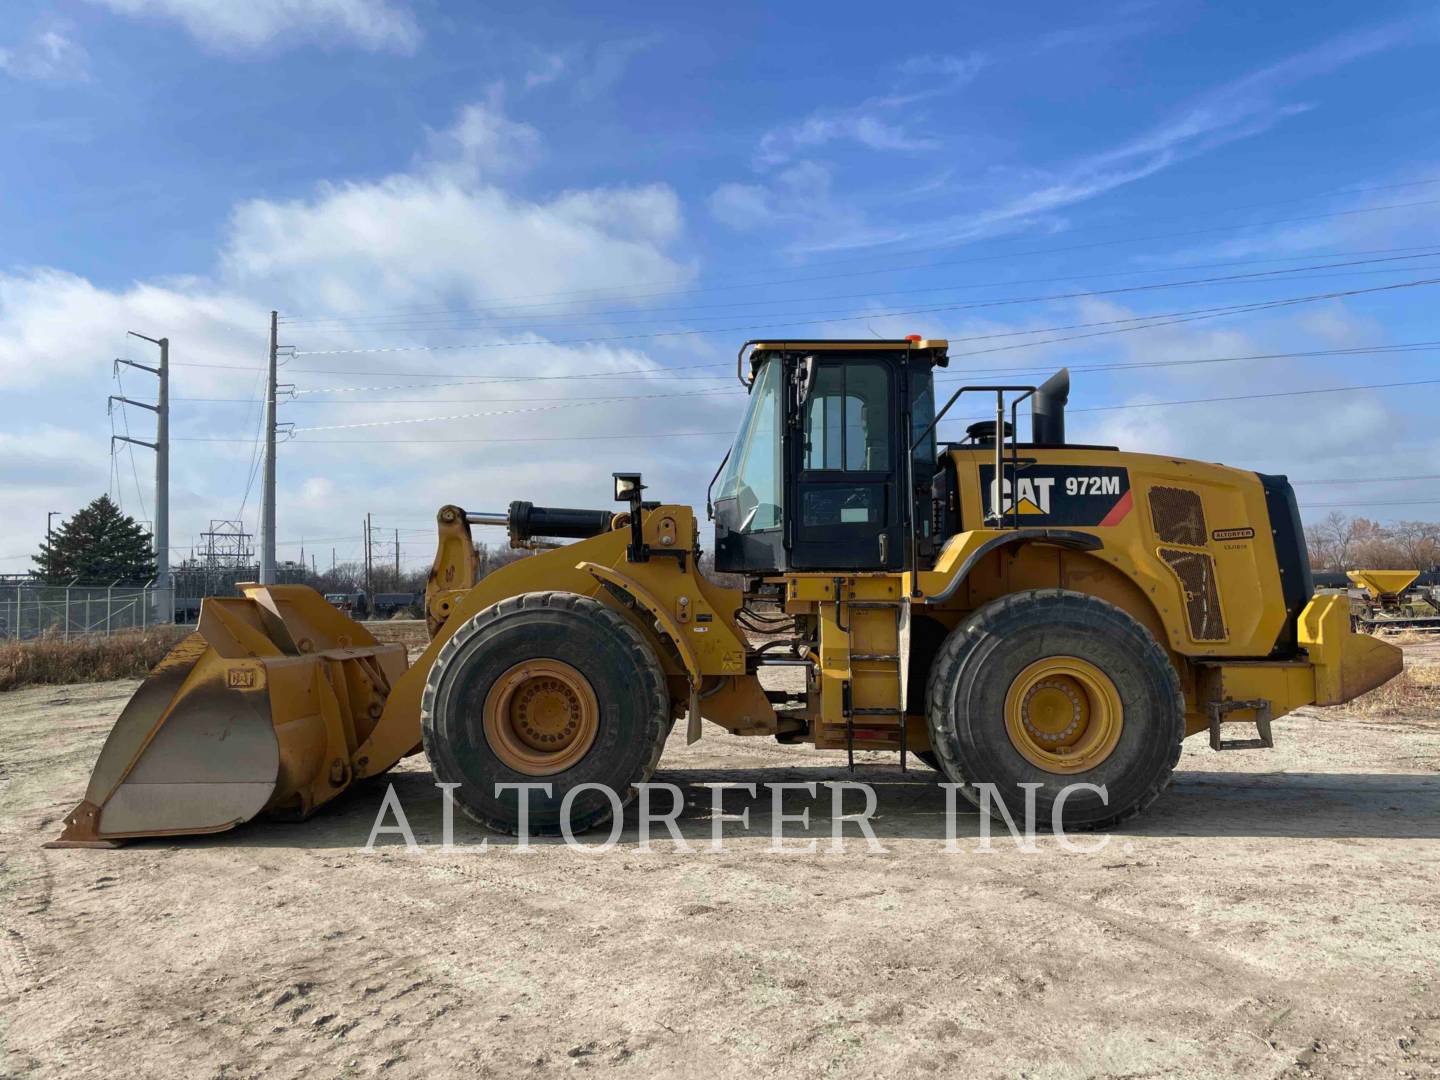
[1033,368,1069,445]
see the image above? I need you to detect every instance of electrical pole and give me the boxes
[364,514,373,605]
[394,528,400,585]
[114,331,170,621]
[259,311,278,584]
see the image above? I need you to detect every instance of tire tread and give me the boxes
[420,590,669,835]
[925,588,1184,831]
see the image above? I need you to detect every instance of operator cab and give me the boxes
[711,338,946,575]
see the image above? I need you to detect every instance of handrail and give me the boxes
[736,340,763,387]
[909,382,1035,454]
[905,382,1037,593]
[705,447,732,521]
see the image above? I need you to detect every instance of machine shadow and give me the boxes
[171,763,1440,851]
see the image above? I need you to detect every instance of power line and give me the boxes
[167,338,1440,392]
[113,368,148,520]
[936,342,1440,385]
[939,280,1440,363]
[285,274,1440,357]
[173,370,1440,446]
[171,359,735,383]
[290,387,738,433]
[167,342,1440,408]
[235,364,269,523]
[294,374,1440,436]
[277,246,1440,332]
[1065,377,1440,414]
[273,259,1440,339]
[174,429,736,444]
[277,194,1440,321]
[181,386,743,407]
[1301,499,1440,508]
[1292,474,1440,485]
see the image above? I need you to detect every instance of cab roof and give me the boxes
[742,338,949,379]
[747,338,948,353]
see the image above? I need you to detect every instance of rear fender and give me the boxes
[920,528,1104,604]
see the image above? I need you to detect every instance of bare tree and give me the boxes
[1392,520,1440,571]
[1321,511,1361,570]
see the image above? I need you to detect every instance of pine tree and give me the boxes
[33,495,156,585]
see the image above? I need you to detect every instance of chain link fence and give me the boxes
[0,582,174,641]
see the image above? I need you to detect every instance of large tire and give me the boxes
[926,589,1183,831]
[908,616,951,775]
[421,591,669,835]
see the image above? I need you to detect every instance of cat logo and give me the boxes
[979,464,1131,527]
[226,667,258,689]
[989,475,1056,515]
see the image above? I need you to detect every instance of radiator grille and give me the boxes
[1149,486,1207,547]
[1159,548,1227,641]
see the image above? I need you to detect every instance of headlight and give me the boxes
[613,472,643,502]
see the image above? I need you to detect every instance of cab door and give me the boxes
[787,358,903,570]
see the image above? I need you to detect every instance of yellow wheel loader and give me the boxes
[50,338,1404,845]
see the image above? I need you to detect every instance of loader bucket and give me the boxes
[47,585,409,847]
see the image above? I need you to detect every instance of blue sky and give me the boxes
[3,0,1440,570]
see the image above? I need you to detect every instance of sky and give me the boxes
[3,0,1440,574]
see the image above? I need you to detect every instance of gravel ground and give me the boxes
[2,640,1438,1078]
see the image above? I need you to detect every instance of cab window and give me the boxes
[803,362,890,472]
[717,358,783,532]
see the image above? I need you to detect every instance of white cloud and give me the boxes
[756,112,940,166]
[0,24,90,82]
[424,96,543,181]
[707,160,864,241]
[750,20,1430,256]
[221,178,686,318]
[708,183,774,232]
[1053,299,1440,517]
[573,36,657,100]
[0,96,719,571]
[754,52,984,168]
[523,50,568,91]
[897,53,988,81]
[86,0,421,54]
[517,36,659,100]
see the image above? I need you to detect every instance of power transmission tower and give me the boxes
[111,331,170,621]
[199,519,254,593]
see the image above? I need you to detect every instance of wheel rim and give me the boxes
[482,659,599,775]
[1003,656,1123,774]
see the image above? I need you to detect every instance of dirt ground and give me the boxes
[2,637,1439,1079]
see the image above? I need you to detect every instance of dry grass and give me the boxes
[1372,628,1440,647]
[1350,660,1440,721]
[363,618,429,649]
[0,627,187,692]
